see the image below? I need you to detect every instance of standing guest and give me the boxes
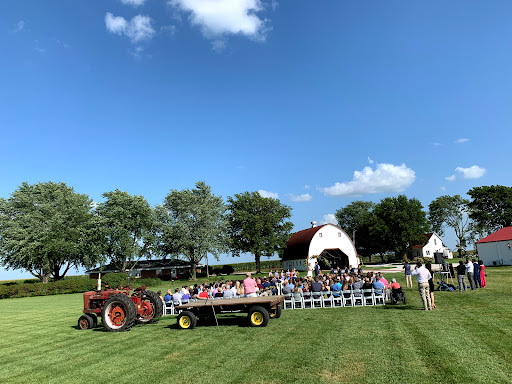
[314,262,320,277]
[404,261,412,288]
[456,261,467,291]
[425,263,437,309]
[358,264,363,274]
[472,259,481,288]
[411,261,432,311]
[479,260,487,288]
[466,258,476,290]
[269,269,273,278]
[243,273,258,297]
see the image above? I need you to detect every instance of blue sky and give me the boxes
[1,1,511,280]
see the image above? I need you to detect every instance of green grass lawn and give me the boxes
[1,268,511,384]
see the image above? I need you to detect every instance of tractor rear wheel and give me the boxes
[136,290,163,324]
[247,306,269,327]
[177,311,197,330]
[78,314,94,330]
[101,294,136,332]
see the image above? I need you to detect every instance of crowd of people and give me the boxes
[157,267,399,307]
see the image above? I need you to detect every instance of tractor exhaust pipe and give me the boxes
[97,272,102,291]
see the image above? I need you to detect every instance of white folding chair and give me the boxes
[293,293,304,309]
[283,293,294,310]
[164,302,174,316]
[352,289,363,307]
[342,290,354,307]
[362,289,374,306]
[311,292,323,308]
[322,291,334,308]
[332,292,343,308]
[373,288,385,305]
[302,292,313,309]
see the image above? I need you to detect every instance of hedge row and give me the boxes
[218,260,283,273]
[0,273,163,299]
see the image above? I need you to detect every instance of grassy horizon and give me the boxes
[1,268,511,383]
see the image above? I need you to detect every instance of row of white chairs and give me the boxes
[282,289,385,310]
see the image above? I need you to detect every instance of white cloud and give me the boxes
[287,193,312,203]
[455,165,486,179]
[320,163,416,197]
[440,186,446,191]
[367,157,374,164]
[105,13,155,43]
[169,0,270,42]
[320,214,336,225]
[258,189,278,199]
[14,20,25,32]
[431,142,443,146]
[455,138,469,144]
[303,185,310,190]
[121,0,147,6]
[445,174,456,182]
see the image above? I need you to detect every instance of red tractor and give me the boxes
[78,277,163,332]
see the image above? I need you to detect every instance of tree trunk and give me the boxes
[191,259,197,280]
[255,252,261,274]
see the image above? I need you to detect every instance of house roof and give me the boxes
[411,233,434,249]
[476,227,512,244]
[86,259,200,274]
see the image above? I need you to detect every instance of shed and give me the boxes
[476,227,512,266]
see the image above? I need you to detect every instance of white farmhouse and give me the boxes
[407,233,453,260]
[282,223,360,272]
[476,226,512,266]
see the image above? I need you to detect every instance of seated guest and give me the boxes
[282,280,292,295]
[214,287,224,298]
[362,277,373,296]
[292,286,303,301]
[311,277,323,298]
[223,284,234,298]
[262,278,271,290]
[372,276,385,294]
[172,288,183,303]
[351,277,363,297]
[379,273,389,289]
[390,278,401,290]
[199,287,209,299]
[331,278,342,297]
[164,289,173,303]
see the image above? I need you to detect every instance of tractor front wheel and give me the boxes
[89,313,98,328]
[78,314,94,330]
[247,306,269,327]
[101,294,136,332]
[136,290,163,324]
[177,311,197,330]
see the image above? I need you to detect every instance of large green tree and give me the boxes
[156,181,226,280]
[467,185,512,234]
[373,195,430,261]
[95,189,156,274]
[428,195,472,257]
[227,191,293,273]
[0,182,100,283]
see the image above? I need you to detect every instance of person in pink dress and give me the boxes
[479,260,486,288]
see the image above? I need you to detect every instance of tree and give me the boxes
[428,195,472,257]
[0,182,100,283]
[467,185,512,234]
[95,190,156,275]
[227,191,293,273]
[373,195,430,261]
[334,201,386,260]
[157,181,226,280]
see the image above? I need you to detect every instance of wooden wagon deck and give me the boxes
[175,295,284,310]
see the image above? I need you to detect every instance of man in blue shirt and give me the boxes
[331,279,342,297]
[372,277,385,295]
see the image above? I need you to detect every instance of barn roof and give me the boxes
[282,225,328,261]
[476,227,512,244]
